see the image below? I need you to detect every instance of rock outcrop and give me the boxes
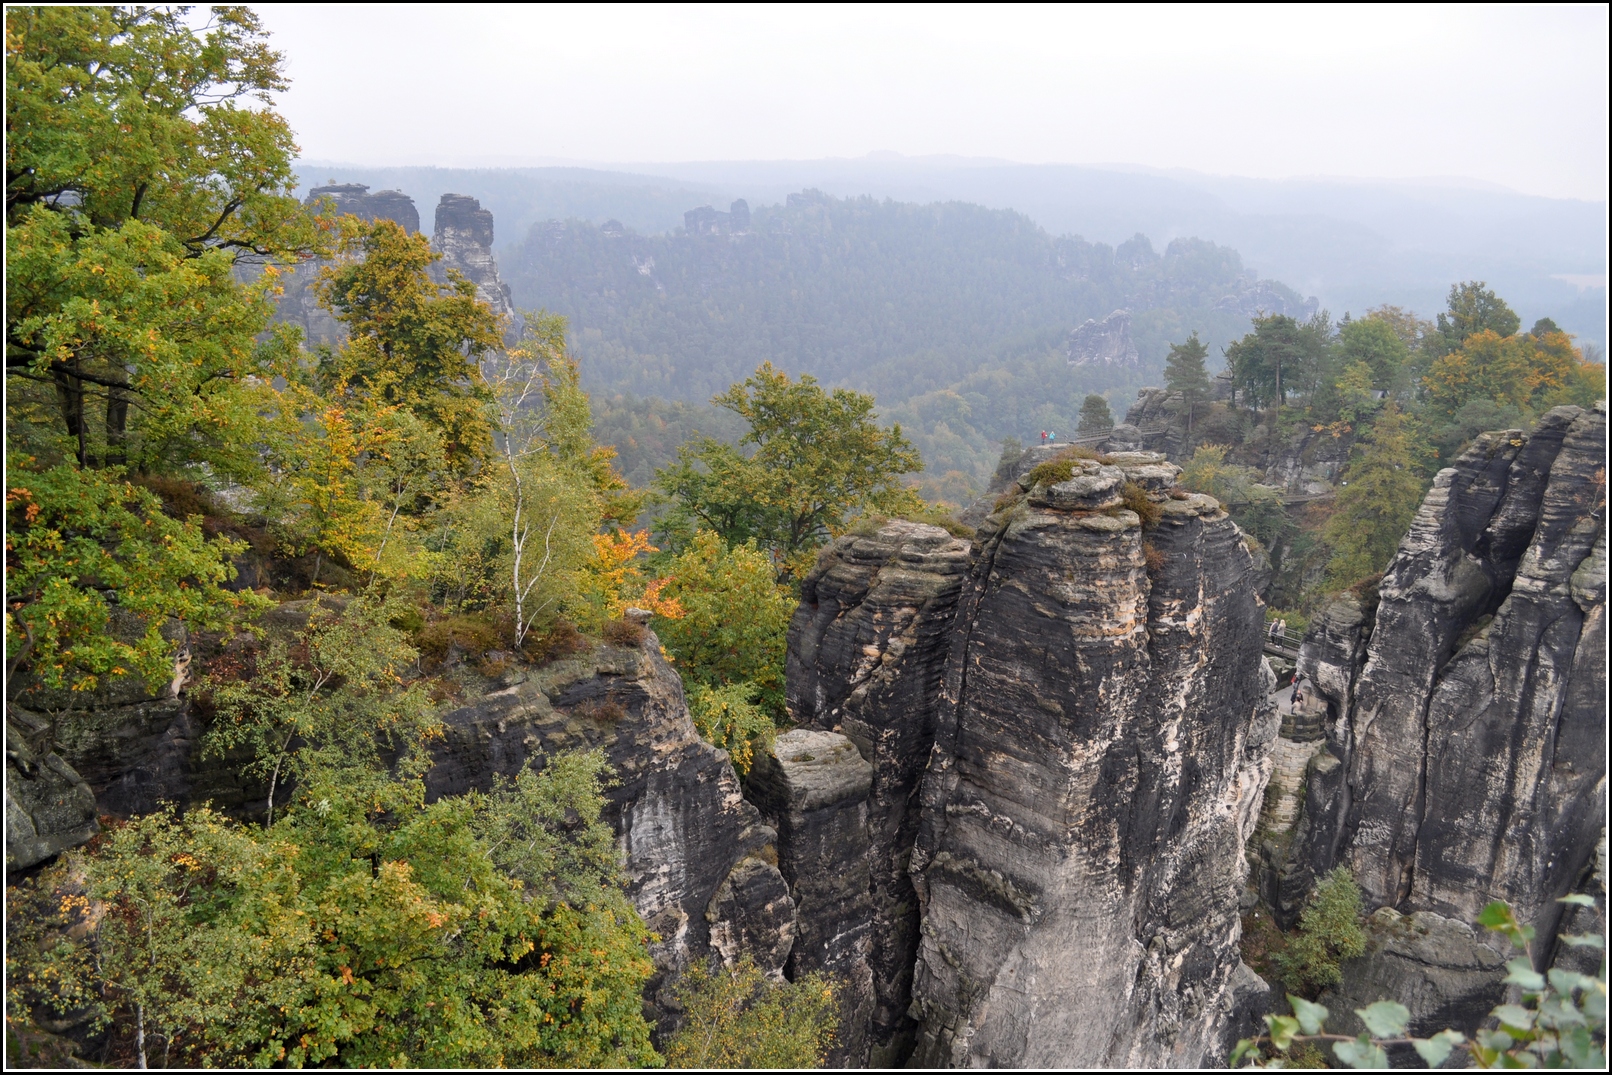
[5,715,99,877]
[5,617,797,1034]
[787,521,974,1063]
[789,452,1274,1066]
[746,729,877,1064]
[263,183,424,346]
[684,199,751,236]
[419,633,794,1021]
[260,187,514,348]
[1263,404,1606,1026]
[430,193,514,320]
[1066,309,1140,367]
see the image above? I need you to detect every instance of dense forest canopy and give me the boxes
[503,194,1314,499]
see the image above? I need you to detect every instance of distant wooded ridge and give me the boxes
[296,158,1607,349]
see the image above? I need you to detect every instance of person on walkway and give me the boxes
[1040,430,1047,445]
[1268,620,1281,641]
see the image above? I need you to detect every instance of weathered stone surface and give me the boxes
[1271,404,1606,1034]
[1066,309,1140,367]
[746,729,876,1064]
[1322,908,1507,1044]
[260,183,424,347]
[431,193,514,320]
[5,717,99,876]
[421,633,791,1023]
[906,470,1269,1066]
[706,854,797,981]
[788,521,972,1063]
[261,186,514,351]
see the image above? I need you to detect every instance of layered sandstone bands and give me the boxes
[789,453,1273,1066]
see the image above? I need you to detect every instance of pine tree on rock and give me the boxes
[1164,332,1213,435]
[1077,394,1113,434]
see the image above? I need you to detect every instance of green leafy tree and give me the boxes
[203,595,438,825]
[1323,407,1428,588]
[1332,360,1380,425]
[1226,314,1304,417]
[1273,867,1368,995]
[655,530,796,717]
[4,754,659,1068]
[481,313,612,647]
[1164,332,1213,434]
[664,955,839,1068]
[1180,444,1263,505]
[5,457,267,696]
[316,218,505,474]
[6,5,318,473]
[1435,280,1521,356]
[1076,393,1113,433]
[1336,316,1410,393]
[686,681,777,778]
[656,362,923,580]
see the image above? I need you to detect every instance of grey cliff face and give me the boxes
[746,729,877,1064]
[1271,404,1606,1027]
[431,193,514,320]
[1066,308,1140,367]
[4,624,795,1036]
[261,187,514,349]
[908,456,1268,1068]
[788,458,1273,1066]
[420,635,793,1020]
[786,521,973,1063]
[264,184,425,348]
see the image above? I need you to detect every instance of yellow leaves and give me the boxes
[580,528,684,620]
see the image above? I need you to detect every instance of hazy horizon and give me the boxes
[255,4,1608,203]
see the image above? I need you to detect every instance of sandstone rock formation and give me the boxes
[5,715,99,876]
[787,521,974,1063]
[790,453,1274,1066]
[430,193,514,320]
[306,182,421,233]
[1066,309,1140,367]
[260,186,514,348]
[3,618,796,1034]
[264,183,424,347]
[418,633,793,1022]
[1256,403,1606,1028]
[746,729,877,1064]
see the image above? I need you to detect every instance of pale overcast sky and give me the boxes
[254,3,1609,202]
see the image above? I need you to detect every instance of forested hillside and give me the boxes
[503,192,1314,499]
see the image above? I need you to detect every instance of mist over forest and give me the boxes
[297,158,1604,499]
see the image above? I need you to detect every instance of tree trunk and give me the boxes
[53,360,89,467]
[105,376,131,468]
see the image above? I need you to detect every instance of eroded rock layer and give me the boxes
[1271,403,1607,1027]
[791,454,1272,1066]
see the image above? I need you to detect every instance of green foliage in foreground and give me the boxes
[1234,897,1606,1069]
[4,458,268,694]
[664,955,839,1068]
[1322,407,1428,589]
[6,757,657,1069]
[655,530,795,719]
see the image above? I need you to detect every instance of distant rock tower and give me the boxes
[683,199,751,236]
[431,194,514,320]
[1066,309,1140,367]
[304,182,420,233]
